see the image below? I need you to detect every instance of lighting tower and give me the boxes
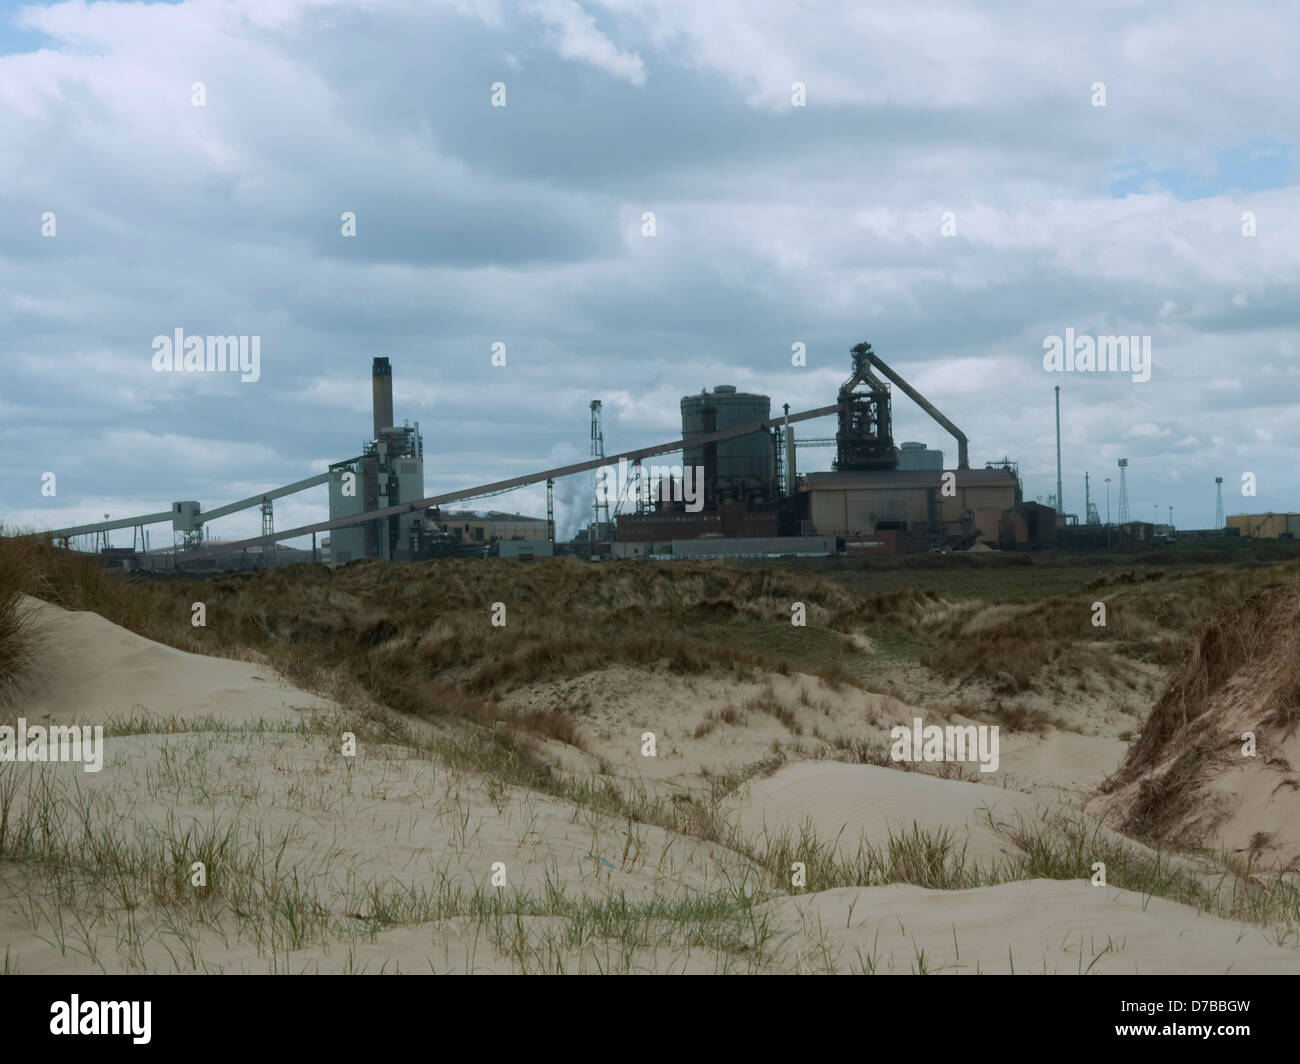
[1215,477,1224,529]
[1117,458,1130,525]
[589,400,609,553]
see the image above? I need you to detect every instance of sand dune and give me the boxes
[3,597,1297,974]
[727,760,1047,866]
[766,880,1300,974]
[17,595,330,725]
[994,729,1127,799]
[1091,584,1300,871]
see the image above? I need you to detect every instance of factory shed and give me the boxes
[1227,513,1300,540]
[803,468,1019,544]
[999,502,1057,550]
[497,539,554,560]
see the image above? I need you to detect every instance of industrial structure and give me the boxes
[801,468,1021,549]
[612,385,787,544]
[1085,473,1101,526]
[444,512,549,543]
[1227,513,1300,539]
[327,358,426,563]
[589,400,611,551]
[681,386,781,505]
[798,342,1018,551]
[47,338,1272,567]
[29,356,838,565]
[608,340,1025,554]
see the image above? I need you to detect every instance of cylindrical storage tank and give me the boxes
[680,386,774,485]
[897,442,944,471]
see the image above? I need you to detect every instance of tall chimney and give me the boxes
[372,357,393,439]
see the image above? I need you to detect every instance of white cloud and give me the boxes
[526,0,645,84]
[2,0,1299,532]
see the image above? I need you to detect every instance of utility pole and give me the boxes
[1117,458,1130,524]
[1054,386,1063,519]
[1105,477,1111,549]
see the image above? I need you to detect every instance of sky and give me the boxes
[1,0,1297,545]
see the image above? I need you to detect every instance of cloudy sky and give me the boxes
[2,0,1296,544]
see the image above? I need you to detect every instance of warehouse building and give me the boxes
[802,467,1020,546]
[612,536,835,559]
[442,511,549,543]
[1227,513,1300,539]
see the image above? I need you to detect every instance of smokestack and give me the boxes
[372,357,393,439]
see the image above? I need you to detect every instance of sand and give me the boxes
[2,597,1297,974]
[725,760,1046,866]
[18,595,330,725]
[1089,585,1300,871]
[766,880,1300,974]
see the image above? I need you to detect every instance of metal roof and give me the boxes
[803,469,1016,489]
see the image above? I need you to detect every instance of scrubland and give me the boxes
[2,529,1298,973]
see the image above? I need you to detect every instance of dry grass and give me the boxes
[859,564,1298,696]
[0,540,882,740]
[0,555,38,707]
[745,686,803,735]
[1098,579,1300,844]
[4,532,1300,971]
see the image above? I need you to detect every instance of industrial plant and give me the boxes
[613,342,1029,557]
[326,357,426,564]
[33,342,1277,569]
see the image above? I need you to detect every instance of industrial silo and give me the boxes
[680,386,776,504]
